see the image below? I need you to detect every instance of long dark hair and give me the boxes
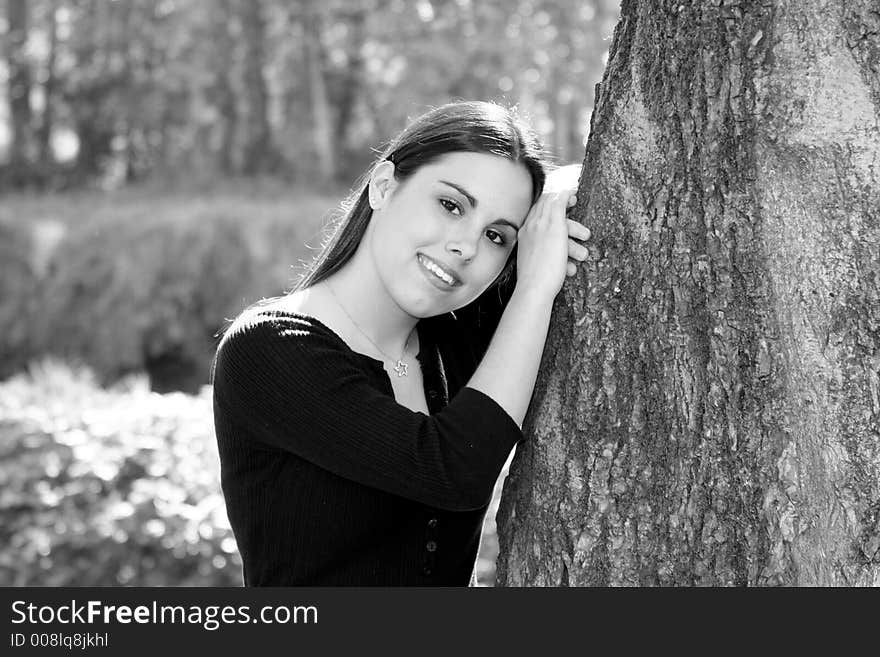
[223,101,548,356]
[294,101,547,295]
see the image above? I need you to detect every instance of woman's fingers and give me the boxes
[568,238,587,261]
[567,218,591,241]
[517,186,587,294]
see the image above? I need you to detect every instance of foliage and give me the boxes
[0,359,240,586]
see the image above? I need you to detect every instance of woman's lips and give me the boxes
[417,254,461,290]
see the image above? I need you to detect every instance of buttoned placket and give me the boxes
[414,318,451,579]
[422,516,440,577]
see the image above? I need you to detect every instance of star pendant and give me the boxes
[393,360,408,377]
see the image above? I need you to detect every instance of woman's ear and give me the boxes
[368,160,398,210]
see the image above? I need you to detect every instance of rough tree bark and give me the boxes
[496,0,880,586]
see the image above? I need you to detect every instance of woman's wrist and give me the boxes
[510,281,558,311]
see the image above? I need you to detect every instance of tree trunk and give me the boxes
[332,7,367,177]
[36,2,58,167]
[206,0,238,175]
[69,0,117,179]
[303,0,336,182]
[496,0,880,587]
[4,0,34,167]
[238,0,279,175]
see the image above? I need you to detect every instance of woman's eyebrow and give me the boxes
[494,218,521,231]
[438,180,477,207]
[438,180,521,230]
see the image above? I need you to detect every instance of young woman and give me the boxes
[211,101,590,586]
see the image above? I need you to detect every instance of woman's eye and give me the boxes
[439,198,462,216]
[486,229,505,246]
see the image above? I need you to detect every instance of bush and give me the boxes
[6,188,336,392]
[34,212,259,392]
[0,360,241,586]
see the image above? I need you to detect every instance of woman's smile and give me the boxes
[417,253,462,290]
[363,151,533,318]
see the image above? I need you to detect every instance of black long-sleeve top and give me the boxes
[211,303,523,586]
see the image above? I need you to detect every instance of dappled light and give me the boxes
[0,359,507,586]
[0,0,619,189]
[0,360,240,586]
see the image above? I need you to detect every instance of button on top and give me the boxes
[427,518,438,529]
[427,390,438,399]
[426,540,438,552]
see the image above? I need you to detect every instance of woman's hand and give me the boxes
[515,169,591,299]
[515,189,591,299]
[563,192,591,278]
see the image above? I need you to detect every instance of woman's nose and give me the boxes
[445,220,482,262]
[446,234,478,262]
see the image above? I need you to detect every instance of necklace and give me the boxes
[326,283,414,377]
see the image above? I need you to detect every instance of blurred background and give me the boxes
[0,0,618,586]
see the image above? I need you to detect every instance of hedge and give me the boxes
[0,360,241,586]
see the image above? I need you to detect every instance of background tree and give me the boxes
[301,0,337,181]
[495,0,880,586]
[1,0,620,188]
[34,2,58,168]
[206,0,238,176]
[238,0,279,176]
[4,0,33,170]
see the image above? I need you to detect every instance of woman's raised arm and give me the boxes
[467,172,590,427]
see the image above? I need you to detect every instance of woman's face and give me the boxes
[365,151,535,318]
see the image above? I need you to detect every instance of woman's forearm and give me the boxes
[466,287,554,428]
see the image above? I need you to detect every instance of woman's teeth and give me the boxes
[420,256,455,285]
